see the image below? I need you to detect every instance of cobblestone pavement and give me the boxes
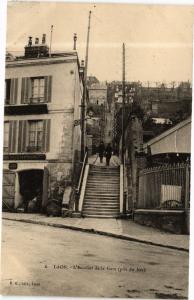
[1,219,189,298]
[2,212,189,251]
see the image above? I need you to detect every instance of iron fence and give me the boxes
[137,163,190,210]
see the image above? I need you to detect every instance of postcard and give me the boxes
[1,1,193,299]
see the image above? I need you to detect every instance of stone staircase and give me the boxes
[82,165,120,218]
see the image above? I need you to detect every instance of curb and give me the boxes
[3,217,189,253]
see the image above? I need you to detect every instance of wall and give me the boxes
[88,84,107,105]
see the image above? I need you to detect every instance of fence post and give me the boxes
[184,164,190,234]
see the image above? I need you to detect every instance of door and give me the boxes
[2,170,15,210]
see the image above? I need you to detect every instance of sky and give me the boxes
[5,2,194,83]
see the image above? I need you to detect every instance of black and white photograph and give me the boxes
[0,1,193,299]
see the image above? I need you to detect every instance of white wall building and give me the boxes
[3,36,83,212]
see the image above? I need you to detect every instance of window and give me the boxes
[4,122,9,153]
[5,79,11,104]
[28,120,43,152]
[31,77,45,103]
[21,76,52,104]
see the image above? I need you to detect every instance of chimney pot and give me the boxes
[42,34,46,44]
[28,36,32,46]
[35,37,39,44]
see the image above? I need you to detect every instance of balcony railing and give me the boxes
[5,103,48,115]
[26,145,42,152]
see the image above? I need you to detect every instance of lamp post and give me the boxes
[121,43,125,164]
[81,10,92,162]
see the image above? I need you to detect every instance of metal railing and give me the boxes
[137,163,190,210]
[75,150,88,211]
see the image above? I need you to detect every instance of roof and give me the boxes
[143,117,191,149]
[6,51,79,68]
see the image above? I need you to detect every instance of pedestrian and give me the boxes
[98,141,105,163]
[105,143,113,166]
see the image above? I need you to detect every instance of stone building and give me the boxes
[3,35,83,213]
[88,82,107,106]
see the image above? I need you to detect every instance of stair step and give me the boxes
[87,184,119,187]
[82,214,119,219]
[88,177,119,180]
[86,188,119,192]
[89,175,119,178]
[85,193,119,197]
[83,211,119,216]
[90,166,119,169]
[84,203,119,207]
[84,199,119,203]
[85,194,119,199]
[84,203,119,208]
[85,193,120,199]
[85,191,119,194]
[83,207,119,211]
[87,182,119,186]
[89,171,119,174]
[88,173,119,176]
[87,180,119,184]
[84,200,119,204]
[84,207,119,211]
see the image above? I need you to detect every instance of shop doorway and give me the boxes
[18,169,44,212]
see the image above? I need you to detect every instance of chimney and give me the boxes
[24,33,49,58]
[73,33,77,50]
[42,34,46,44]
[35,37,39,44]
[28,36,32,46]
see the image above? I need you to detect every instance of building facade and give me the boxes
[88,82,107,105]
[3,37,83,213]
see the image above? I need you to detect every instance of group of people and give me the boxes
[98,141,113,166]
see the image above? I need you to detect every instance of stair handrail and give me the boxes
[75,150,88,211]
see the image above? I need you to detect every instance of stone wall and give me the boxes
[47,162,72,201]
[134,209,186,234]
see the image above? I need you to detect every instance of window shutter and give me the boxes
[10,78,18,105]
[8,121,17,153]
[44,76,52,103]
[21,78,31,104]
[18,120,27,152]
[42,119,51,152]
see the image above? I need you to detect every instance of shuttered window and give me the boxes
[28,120,43,152]
[31,77,45,102]
[21,76,52,104]
[4,120,17,153]
[18,119,51,153]
[42,119,51,152]
[18,120,27,153]
[3,122,9,152]
[5,78,18,105]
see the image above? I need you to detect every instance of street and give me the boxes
[1,219,189,298]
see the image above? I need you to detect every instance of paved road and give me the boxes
[1,220,189,298]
